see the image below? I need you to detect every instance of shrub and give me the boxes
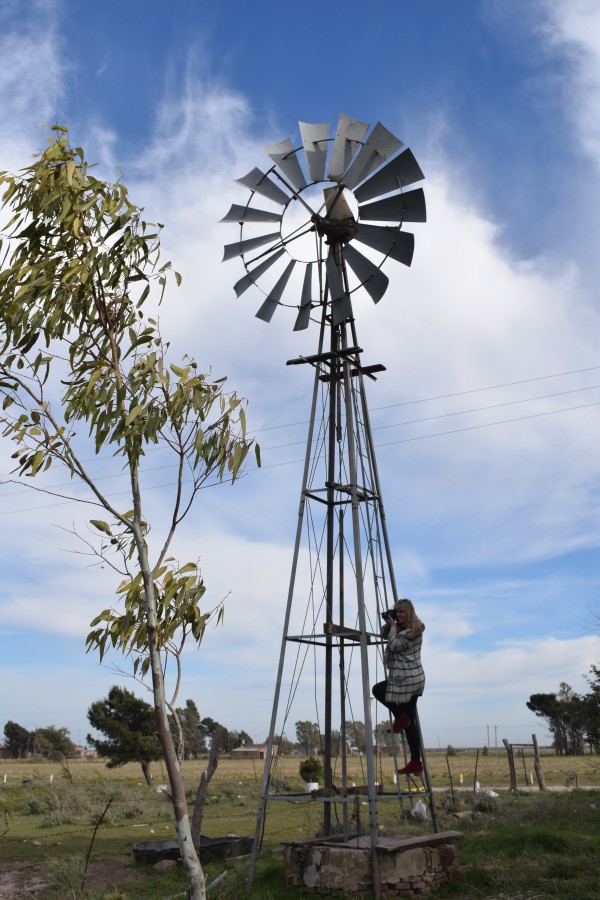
[471,792,499,813]
[45,852,86,893]
[299,756,323,783]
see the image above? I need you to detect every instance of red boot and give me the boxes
[397,760,423,775]
[392,713,411,733]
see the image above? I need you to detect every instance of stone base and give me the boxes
[283,831,463,897]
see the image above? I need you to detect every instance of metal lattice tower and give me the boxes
[221,114,436,896]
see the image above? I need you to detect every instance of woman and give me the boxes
[372,598,425,775]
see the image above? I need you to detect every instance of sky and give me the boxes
[0,0,598,754]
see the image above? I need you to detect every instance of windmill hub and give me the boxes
[312,212,356,245]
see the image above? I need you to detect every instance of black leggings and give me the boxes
[372,681,421,762]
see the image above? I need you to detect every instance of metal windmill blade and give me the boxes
[221,115,426,327]
[220,204,282,224]
[343,244,389,304]
[342,122,403,190]
[293,264,314,332]
[256,260,297,322]
[263,138,307,191]
[298,122,329,182]
[327,113,369,182]
[353,148,425,202]
[222,231,280,262]
[353,224,415,267]
[358,187,426,223]
[233,248,286,298]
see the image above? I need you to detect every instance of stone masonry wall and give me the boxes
[284,837,459,897]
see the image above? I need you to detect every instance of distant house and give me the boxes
[71,746,98,759]
[230,744,278,761]
[0,745,11,760]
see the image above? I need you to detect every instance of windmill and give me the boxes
[221,114,435,895]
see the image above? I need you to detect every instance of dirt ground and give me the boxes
[0,858,150,898]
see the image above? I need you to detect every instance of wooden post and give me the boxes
[473,748,480,793]
[503,739,517,791]
[446,755,457,811]
[532,734,547,791]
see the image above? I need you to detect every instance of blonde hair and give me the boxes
[395,598,424,637]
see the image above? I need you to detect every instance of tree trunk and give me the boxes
[141,761,153,787]
[132,504,206,899]
[192,726,224,846]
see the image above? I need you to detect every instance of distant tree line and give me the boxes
[527,669,600,755]
[6,668,598,769]
[2,721,76,759]
[2,686,253,778]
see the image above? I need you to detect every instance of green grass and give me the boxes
[433,789,600,900]
[0,755,599,898]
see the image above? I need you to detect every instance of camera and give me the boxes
[381,609,396,620]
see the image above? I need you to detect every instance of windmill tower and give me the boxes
[221,114,435,894]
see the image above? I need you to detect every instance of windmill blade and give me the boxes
[342,122,403,190]
[220,203,282,224]
[327,114,369,182]
[359,187,426,223]
[233,248,285,297]
[294,264,313,331]
[326,255,353,325]
[263,139,307,191]
[343,244,389,304]
[299,122,330,182]
[235,167,291,207]
[222,231,280,262]
[353,148,425,203]
[256,260,296,322]
[354,223,415,267]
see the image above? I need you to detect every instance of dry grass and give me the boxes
[2,745,598,791]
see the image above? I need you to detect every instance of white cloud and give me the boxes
[540,0,600,167]
[0,1,64,152]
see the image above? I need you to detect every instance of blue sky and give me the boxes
[0,0,598,752]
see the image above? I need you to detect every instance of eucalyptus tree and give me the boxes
[0,126,256,899]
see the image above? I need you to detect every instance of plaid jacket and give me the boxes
[384,626,425,705]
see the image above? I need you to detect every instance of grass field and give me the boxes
[0,750,599,898]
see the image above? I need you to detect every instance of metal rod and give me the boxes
[338,507,349,840]
[339,321,381,899]
[323,314,338,837]
[246,305,328,891]
[350,318,400,606]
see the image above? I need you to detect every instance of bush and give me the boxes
[45,852,86,893]
[446,745,457,757]
[299,756,323,783]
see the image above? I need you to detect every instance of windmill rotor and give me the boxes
[221,114,426,331]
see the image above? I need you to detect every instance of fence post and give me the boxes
[503,738,517,790]
[532,734,547,791]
